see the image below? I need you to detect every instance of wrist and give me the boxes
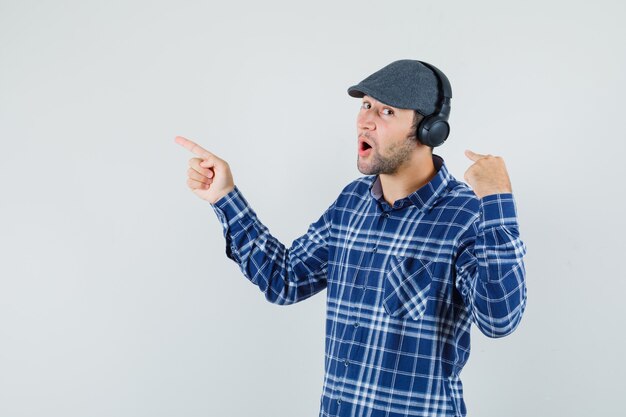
[474,186,512,199]
[210,185,236,205]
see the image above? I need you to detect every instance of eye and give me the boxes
[382,108,394,116]
[361,102,371,110]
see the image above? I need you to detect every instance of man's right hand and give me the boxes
[175,136,235,204]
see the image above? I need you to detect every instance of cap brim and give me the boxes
[347,85,366,98]
[347,85,401,109]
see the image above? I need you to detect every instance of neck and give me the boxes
[379,151,437,206]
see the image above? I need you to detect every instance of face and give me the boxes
[356,95,417,175]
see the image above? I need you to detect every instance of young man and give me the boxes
[175,59,527,417]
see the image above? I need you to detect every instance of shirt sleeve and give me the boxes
[210,185,334,306]
[454,193,528,338]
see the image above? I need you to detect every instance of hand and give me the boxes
[175,136,235,204]
[463,150,512,199]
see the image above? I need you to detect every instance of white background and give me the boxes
[1,0,625,416]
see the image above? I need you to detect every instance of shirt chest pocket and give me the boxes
[382,256,433,320]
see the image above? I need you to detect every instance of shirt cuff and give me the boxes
[210,186,251,263]
[210,186,249,226]
[478,193,520,230]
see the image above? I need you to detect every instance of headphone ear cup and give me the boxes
[418,116,450,147]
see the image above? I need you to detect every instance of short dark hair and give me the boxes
[407,111,432,150]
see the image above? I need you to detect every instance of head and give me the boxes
[348,59,451,175]
[356,95,430,175]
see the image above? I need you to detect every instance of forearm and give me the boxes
[458,193,528,337]
[211,186,329,305]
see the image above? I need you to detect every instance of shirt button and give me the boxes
[337,398,342,404]
[344,359,349,366]
[362,285,366,290]
[354,322,359,327]
[372,246,377,253]
[382,213,389,218]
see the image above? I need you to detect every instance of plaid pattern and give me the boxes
[211,155,527,417]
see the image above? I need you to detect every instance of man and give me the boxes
[175,59,527,417]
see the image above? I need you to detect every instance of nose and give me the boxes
[357,107,375,131]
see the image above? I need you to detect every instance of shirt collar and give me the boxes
[369,154,454,212]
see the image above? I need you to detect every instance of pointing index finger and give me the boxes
[464,149,487,162]
[174,136,213,159]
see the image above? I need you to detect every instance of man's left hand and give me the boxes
[463,150,513,199]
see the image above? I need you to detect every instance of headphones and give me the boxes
[415,61,452,148]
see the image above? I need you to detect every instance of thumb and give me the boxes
[200,159,214,168]
[200,155,221,168]
[464,149,486,162]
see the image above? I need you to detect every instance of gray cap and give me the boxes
[347,59,439,116]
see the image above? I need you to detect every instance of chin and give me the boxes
[357,161,375,176]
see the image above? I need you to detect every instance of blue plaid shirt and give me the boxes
[210,154,527,417]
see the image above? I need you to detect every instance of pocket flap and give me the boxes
[383,256,433,320]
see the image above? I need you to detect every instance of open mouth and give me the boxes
[360,139,372,151]
[359,138,373,156]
